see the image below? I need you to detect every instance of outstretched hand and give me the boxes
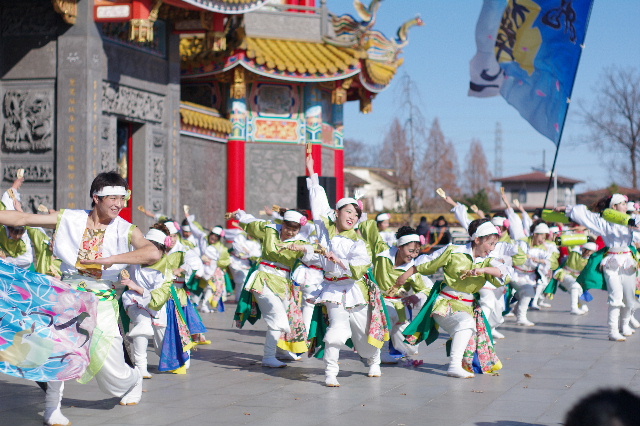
[306,154,315,176]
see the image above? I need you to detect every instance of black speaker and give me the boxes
[297,176,337,211]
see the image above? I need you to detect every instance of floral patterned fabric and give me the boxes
[206,268,226,309]
[462,305,502,374]
[75,229,105,279]
[277,283,308,353]
[365,277,390,349]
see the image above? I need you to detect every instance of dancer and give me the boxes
[0,171,162,426]
[400,218,509,378]
[232,208,314,368]
[305,155,381,387]
[121,224,173,379]
[375,213,397,247]
[546,242,597,315]
[359,220,430,363]
[557,194,640,341]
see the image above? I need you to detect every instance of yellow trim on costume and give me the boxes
[277,339,308,354]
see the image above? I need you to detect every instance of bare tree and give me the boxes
[582,66,640,188]
[463,139,497,204]
[344,138,374,167]
[420,118,461,210]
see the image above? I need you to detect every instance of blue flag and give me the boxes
[496,0,594,144]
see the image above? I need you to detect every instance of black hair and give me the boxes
[395,226,419,246]
[468,218,491,238]
[89,171,128,207]
[432,215,448,226]
[7,225,26,234]
[592,194,627,214]
[338,203,363,219]
[565,388,640,426]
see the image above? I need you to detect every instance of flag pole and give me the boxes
[542,0,595,211]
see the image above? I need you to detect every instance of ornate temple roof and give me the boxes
[181,36,363,82]
[165,0,270,14]
[180,102,232,140]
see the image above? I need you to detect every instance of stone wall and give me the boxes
[245,142,305,214]
[179,135,227,229]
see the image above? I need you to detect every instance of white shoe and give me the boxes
[447,364,474,379]
[621,325,635,336]
[44,407,70,426]
[491,329,505,339]
[630,316,640,328]
[325,375,340,387]
[262,357,287,368]
[380,352,400,364]
[609,332,627,341]
[367,364,381,377]
[517,318,535,326]
[538,300,551,308]
[504,311,515,318]
[199,307,212,313]
[120,368,143,406]
[529,305,541,311]
[570,308,586,316]
[276,348,301,361]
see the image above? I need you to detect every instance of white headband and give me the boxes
[336,197,358,210]
[211,226,224,235]
[549,226,560,234]
[470,221,499,240]
[583,242,597,251]
[397,234,420,246]
[182,225,191,232]
[93,186,127,197]
[146,229,167,245]
[610,193,627,208]
[283,211,304,223]
[627,201,636,212]
[533,223,550,234]
[164,221,178,235]
[376,213,391,222]
[491,217,505,227]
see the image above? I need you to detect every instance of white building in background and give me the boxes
[344,166,408,212]
[491,171,583,209]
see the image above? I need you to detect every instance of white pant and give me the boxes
[603,267,638,308]
[323,302,380,376]
[253,286,291,333]
[232,267,251,301]
[479,287,505,328]
[434,311,475,335]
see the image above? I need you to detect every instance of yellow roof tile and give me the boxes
[180,102,232,134]
[244,37,359,77]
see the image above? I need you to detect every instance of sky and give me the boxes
[328,0,640,193]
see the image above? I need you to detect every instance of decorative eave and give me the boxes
[180,101,232,141]
[181,36,363,83]
[164,0,270,14]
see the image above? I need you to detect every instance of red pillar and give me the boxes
[334,148,344,200]
[226,139,245,221]
[311,143,322,176]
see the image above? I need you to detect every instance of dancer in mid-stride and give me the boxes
[0,171,162,426]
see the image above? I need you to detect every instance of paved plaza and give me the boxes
[2,290,640,426]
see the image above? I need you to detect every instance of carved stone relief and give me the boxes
[152,199,163,213]
[2,90,54,153]
[102,82,164,123]
[152,133,164,148]
[152,156,165,190]
[3,164,54,182]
